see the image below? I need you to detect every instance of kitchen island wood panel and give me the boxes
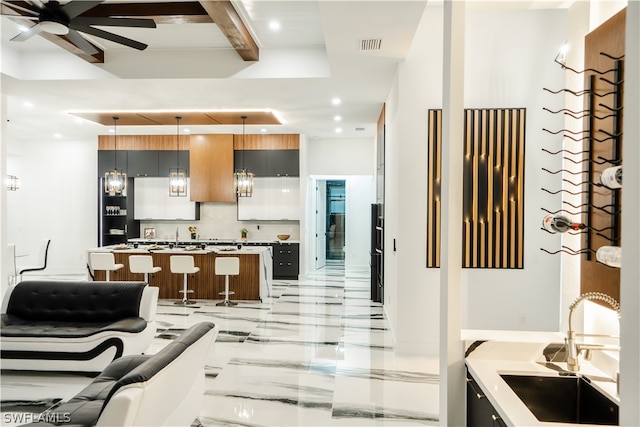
[93,250,260,300]
[189,134,235,202]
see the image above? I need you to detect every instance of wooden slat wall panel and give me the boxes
[462,108,526,269]
[426,109,442,268]
[233,134,300,150]
[98,135,191,151]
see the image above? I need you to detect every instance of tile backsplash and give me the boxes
[137,202,299,241]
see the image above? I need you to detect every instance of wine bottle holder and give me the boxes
[541,50,624,259]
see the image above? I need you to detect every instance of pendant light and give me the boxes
[234,115,254,197]
[104,116,127,196]
[169,116,187,197]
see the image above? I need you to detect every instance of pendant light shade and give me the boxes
[234,115,254,197]
[169,116,187,197]
[105,117,127,196]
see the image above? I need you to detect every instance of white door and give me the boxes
[315,180,327,269]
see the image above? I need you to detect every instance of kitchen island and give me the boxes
[88,245,272,301]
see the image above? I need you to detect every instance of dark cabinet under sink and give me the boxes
[467,371,507,427]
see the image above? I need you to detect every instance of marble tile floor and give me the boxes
[1,267,439,426]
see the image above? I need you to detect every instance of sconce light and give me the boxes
[5,175,19,191]
[104,117,127,196]
[554,41,569,66]
[169,116,187,197]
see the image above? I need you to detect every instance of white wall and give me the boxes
[384,4,569,356]
[6,138,98,278]
[461,8,567,331]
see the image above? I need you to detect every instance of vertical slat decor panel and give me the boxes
[462,108,526,269]
[426,109,442,267]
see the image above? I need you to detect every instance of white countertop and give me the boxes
[466,340,620,427]
[88,245,271,255]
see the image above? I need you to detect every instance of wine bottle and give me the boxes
[600,166,622,189]
[596,246,621,268]
[542,214,586,233]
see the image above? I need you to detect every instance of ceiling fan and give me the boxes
[0,0,156,55]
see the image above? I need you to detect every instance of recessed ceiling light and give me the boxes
[183,128,190,133]
[335,128,343,133]
[22,101,33,108]
[269,21,281,31]
[53,133,62,139]
[261,128,267,133]
[334,115,342,122]
[331,97,341,106]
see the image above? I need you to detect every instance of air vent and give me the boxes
[355,127,365,132]
[359,38,382,51]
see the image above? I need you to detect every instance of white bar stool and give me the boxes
[215,257,239,307]
[129,255,161,283]
[7,244,17,286]
[90,252,124,281]
[170,255,199,305]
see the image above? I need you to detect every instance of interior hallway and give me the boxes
[1,266,440,426]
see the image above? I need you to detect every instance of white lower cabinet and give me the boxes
[238,177,300,220]
[134,177,199,220]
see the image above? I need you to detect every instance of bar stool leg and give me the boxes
[216,275,237,307]
[176,273,196,305]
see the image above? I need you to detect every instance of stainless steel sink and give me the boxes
[500,374,618,425]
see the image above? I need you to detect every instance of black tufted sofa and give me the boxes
[1,281,158,373]
[18,322,218,427]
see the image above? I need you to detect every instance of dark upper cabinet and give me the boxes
[267,149,299,177]
[159,150,190,177]
[127,150,159,177]
[233,149,299,177]
[234,150,268,176]
[98,150,128,176]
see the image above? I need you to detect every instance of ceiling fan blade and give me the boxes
[71,24,148,50]
[24,0,45,10]
[10,21,44,41]
[0,0,39,16]
[72,16,156,29]
[66,28,99,55]
[61,0,102,19]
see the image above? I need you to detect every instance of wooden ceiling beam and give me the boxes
[80,2,213,24]
[2,1,259,63]
[198,0,259,62]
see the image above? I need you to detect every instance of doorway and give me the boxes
[325,180,346,264]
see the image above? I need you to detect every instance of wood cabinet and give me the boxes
[159,150,189,176]
[467,370,507,427]
[98,178,139,246]
[272,242,299,279]
[98,150,128,176]
[127,150,159,177]
[99,149,190,178]
[234,149,299,177]
[189,134,235,202]
[237,177,300,220]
